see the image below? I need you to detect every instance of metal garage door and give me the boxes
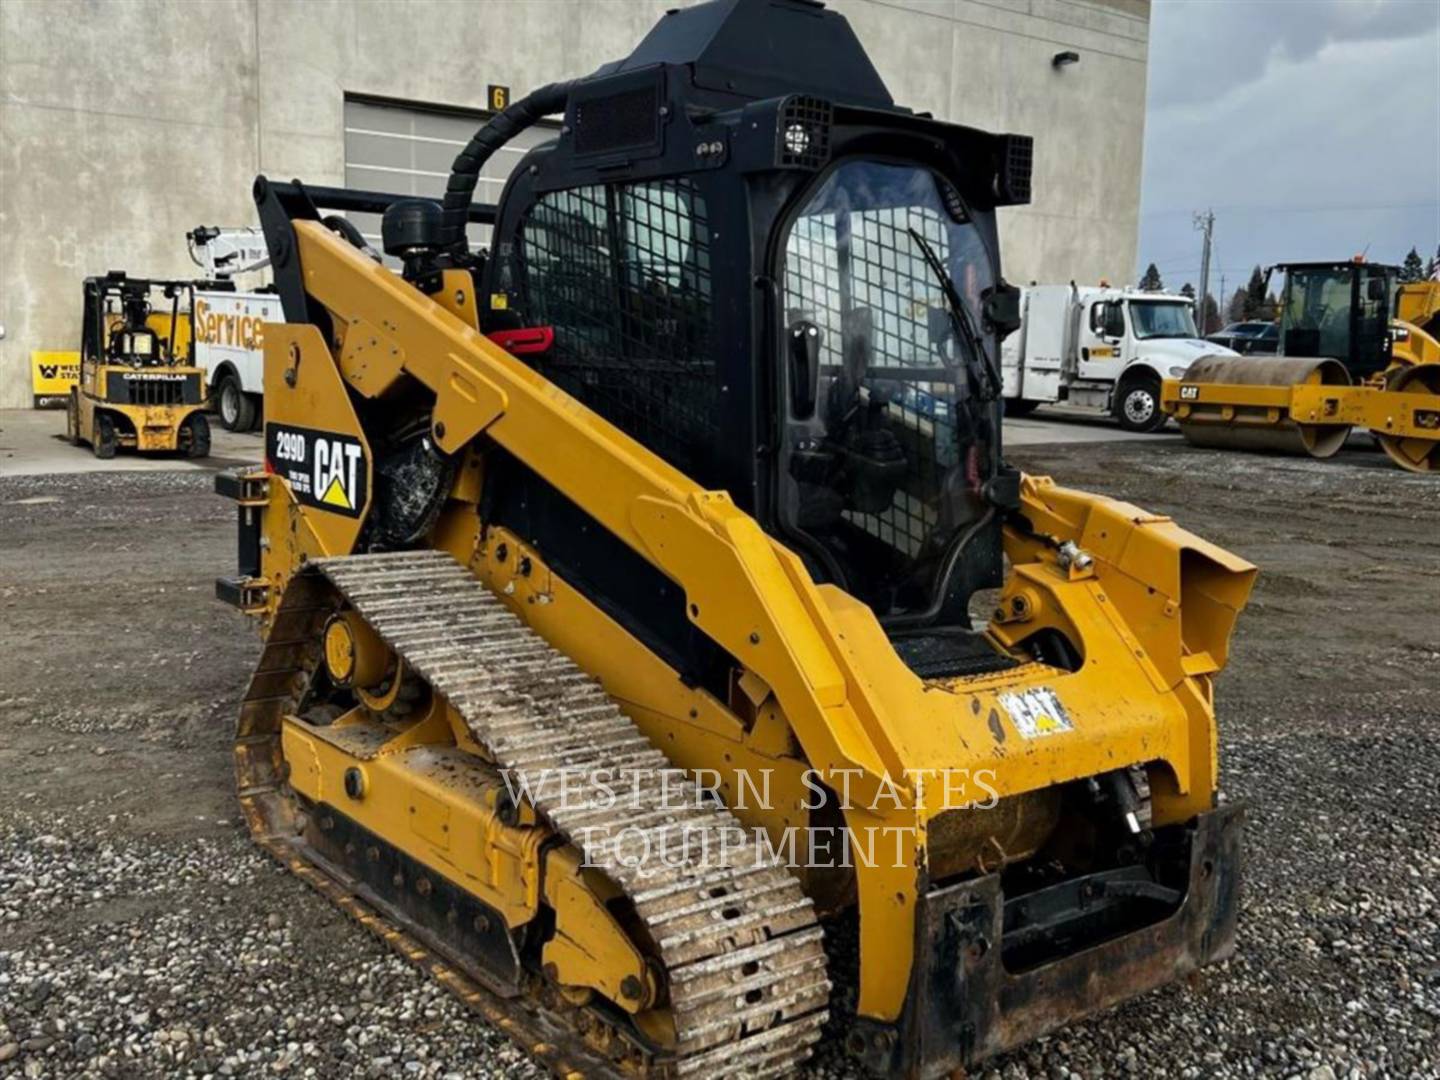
[343,96,556,259]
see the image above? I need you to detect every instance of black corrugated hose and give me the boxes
[439,81,577,251]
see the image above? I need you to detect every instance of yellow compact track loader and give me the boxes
[1162,261,1440,473]
[218,1,1256,1074]
[67,271,210,459]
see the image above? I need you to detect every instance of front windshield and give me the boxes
[1130,301,1198,339]
[1282,268,1353,361]
[777,159,996,619]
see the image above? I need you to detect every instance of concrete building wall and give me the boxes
[0,0,1149,408]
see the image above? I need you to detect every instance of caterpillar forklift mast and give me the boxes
[217,1,1256,1075]
[1162,261,1440,472]
[67,271,211,459]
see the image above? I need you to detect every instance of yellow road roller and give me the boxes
[1163,261,1440,473]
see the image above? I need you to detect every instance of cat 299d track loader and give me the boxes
[218,1,1255,1075]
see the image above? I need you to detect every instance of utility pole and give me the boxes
[1218,272,1226,326]
[1194,209,1215,332]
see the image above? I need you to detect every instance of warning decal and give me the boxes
[997,687,1074,739]
[266,423,368,519]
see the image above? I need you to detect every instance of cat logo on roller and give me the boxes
[265,423,368,518]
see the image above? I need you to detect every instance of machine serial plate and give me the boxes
[997,687,1074,738]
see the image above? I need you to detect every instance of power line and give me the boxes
[1143,200,1437,218]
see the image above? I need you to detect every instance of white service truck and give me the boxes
[187,226,281,432]
[1001,284,1236,432]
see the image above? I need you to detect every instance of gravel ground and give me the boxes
[1,442,1437,1079]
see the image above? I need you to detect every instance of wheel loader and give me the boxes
[217,1,1256,1074]
[67,271,211,459]
[1162,261,1440,473]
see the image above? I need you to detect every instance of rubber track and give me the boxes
[241,550,830,1078]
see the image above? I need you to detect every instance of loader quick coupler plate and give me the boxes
[848,803,1243,1078]
[215,468,270,610]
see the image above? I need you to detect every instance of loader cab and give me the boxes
[483,0,1030,646]
[1276,261,1397,380]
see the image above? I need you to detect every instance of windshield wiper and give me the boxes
[907,227,999,400]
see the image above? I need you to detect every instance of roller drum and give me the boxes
[1176,356,1353,459]
[1376,363,1440,473]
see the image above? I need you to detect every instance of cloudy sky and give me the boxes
[1138,0,1440,298]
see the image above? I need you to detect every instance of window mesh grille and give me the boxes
[518,179,717,479]
[783,204,959,559]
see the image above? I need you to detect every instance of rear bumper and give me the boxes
[849,803,1243,1078]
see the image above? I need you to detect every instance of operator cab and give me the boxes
[469,0,1030,675]
[1275,261,1396,380]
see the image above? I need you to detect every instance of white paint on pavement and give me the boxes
[0,409,260,478]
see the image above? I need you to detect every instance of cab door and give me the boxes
[1352,266,1394,380]
[1077,297,1126,382]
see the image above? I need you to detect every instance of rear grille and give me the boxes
[573,85,659,157]
[109,371,192,406]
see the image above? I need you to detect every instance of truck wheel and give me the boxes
[217,374,256,432]
[1116,374,1167,433]
[183,413,212,459]
[1004,397,1040,418]
[244,394,263,432]
[92,412,117,459]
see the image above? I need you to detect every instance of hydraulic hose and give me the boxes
[440,81,577,251]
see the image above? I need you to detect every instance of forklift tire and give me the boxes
[216,374,256,432]
[66,390,81,446]
[92,412,117,459]
[1004,397,1040,418]
[183,413,212,459]
[1115,372,1168,434]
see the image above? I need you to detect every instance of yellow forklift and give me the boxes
[67,271,211,459]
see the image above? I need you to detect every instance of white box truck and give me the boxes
[187,226,279,432]
[192,287,283,431]
[1001,284,1236,432]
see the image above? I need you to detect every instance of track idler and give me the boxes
[1172,356,1353,459]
